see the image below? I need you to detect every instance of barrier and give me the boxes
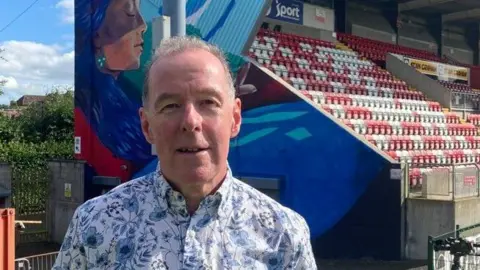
[393,54,470,84]
[0,209,15,270]
[451,91,480,111]
[14,252,59,270]
[14,258,30,270]
[428,223,480,270]
[405,162,480,200]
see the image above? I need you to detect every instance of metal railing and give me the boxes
[15,252,58,270]
[404,162,480,201]
[451,91,480,112]
[428,223,480,270]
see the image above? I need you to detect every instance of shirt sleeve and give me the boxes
[52,206,87,270]
[283,214,318,270]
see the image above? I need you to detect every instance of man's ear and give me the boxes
[231,98,242,138]
[139,107,154,144]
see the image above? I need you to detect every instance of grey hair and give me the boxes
[142,36,235,105]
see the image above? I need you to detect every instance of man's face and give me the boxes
[140,49,242,191]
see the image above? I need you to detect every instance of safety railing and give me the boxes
[428,223,480,270]
[14,252,59,270]
[404,162,480,200]
[450,91,480,112]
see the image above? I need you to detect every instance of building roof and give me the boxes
[16,95,45,106]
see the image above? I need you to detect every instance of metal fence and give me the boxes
[11,162,50,244]
[15,252,58,270]
[428,223,480,270]
[451,91,480,111]
[404,162,480,200]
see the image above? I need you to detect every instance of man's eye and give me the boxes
[202,100,217,106]
[161,104,180,112]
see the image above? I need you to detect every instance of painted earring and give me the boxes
[96,55,106,69]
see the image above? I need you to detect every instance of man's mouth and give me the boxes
[176,148,208,153]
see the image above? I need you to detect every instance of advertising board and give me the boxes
[395,54,469,83]
[266,0,303,25]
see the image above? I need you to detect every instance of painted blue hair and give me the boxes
[75,0,154,163]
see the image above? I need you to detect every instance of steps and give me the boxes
[336,42,354,53]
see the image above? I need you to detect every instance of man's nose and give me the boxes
[181,104,202,132]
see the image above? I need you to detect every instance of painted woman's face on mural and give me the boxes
[94,0,146,71]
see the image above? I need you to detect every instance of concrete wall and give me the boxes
[397,16,437,54]
[303,3,334,32]
[443,26,474,65]
[264,18,336,43]
[348,6,396,44]
[347,4,438,54]
[47,160,86,245]
[406,197,480,260]
[444,46,474,65]
[454,198,480,236]
[386,53,451,108]
[405,198,455,260]
[0,163,11,208]
[345,7,475,65]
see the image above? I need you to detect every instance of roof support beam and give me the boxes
[399,0,455,12]
[442,8,480,23]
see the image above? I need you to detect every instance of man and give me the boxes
[53,36,317,269]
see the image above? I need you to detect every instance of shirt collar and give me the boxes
[153,162,233,218]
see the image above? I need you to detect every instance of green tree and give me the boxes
[16,86,74,143]
[9,100,18,108]
[0,114,18,142]
[0,85,74,215]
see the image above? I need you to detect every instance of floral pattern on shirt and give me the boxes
[53,166,317,270]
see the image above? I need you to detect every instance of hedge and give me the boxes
[0,140,74,215]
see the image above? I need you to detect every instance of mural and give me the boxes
[74,0,267,180]
[227,64,403,260]
[75,0,402,259]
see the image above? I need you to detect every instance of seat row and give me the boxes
[468,114,480,126]
[257,28,335,49]
[364,135,480,151]
[271,66,405,86]
[337,32,443,63]
[342,119,476,136]
[306,91,440,111]
[321,105,457,123]
[387,149,480,165]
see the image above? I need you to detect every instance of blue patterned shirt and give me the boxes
[53,166,317,269]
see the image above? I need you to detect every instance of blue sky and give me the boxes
[0,0,73,45]
[0,0,74,104]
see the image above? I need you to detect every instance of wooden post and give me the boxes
[0,208,15,270]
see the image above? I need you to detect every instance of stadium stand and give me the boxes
[334,32,480,108]
[439,81,472,93]
[249,28,480,189]
[337,32,444,64]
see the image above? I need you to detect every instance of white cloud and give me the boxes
[56,0,74,24]
[0,76,19,89]
[0,40,74,104]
